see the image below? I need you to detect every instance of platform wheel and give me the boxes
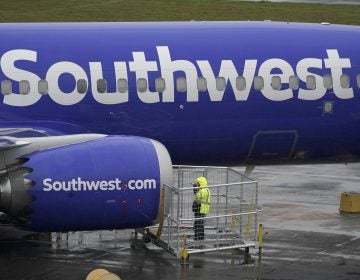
[143,236,151,243]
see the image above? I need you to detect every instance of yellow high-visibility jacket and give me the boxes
[195,177,211,215]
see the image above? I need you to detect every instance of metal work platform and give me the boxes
[140,165,261,258]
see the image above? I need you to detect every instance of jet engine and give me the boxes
[0,134,172,232]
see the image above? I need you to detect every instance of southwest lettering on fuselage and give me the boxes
[42,178,157,192]
[0,47,353,107]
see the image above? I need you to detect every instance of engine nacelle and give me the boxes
[0,135,172,232]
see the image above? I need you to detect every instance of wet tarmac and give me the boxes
[234,0,360,4]
[1,163,360,280]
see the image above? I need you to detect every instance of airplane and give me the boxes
[0,21,359,233]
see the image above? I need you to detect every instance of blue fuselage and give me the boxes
[0,21,359,165]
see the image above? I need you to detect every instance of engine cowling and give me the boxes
[0,135,172,232]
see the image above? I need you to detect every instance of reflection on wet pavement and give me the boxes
[1,163,360,279]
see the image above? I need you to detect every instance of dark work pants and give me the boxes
[194,213,205,240]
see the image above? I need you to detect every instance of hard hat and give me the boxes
[196,177,208,187]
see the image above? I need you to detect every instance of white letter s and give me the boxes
[1,49,41,106]
[43,178,53,191]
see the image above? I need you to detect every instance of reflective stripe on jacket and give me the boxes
[196,187,210,214]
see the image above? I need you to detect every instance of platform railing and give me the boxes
[150,166,260,257]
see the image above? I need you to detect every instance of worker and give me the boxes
[192,176,210,241]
